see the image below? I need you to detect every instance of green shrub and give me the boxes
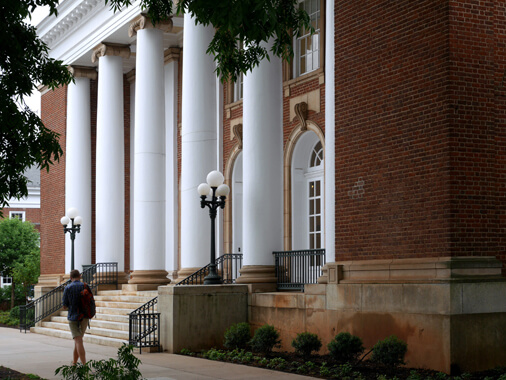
[327,332,365,363]
[371,335,407,367]
[9,306,20,319]
[249,324,281,355]
[55,344,143,380]
[223,322,251,350]
[291,332,322,359]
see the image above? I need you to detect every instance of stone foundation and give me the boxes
[250,257,506,373]
[158,285,248,353]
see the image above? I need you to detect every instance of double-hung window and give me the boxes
[295,0,321,76]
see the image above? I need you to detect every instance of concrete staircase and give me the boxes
[30,289,158,348]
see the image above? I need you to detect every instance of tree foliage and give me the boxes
[0,0,73,212]
[106,0,312,82]
[0,217,40,308]
[13,249,40,302]
[0,217,40,278]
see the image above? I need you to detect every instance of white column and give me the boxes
[325,0,336,263]
[93,43,130,273]
[127,71,136,272]
[237,40,283,285]
[129,15,172,285]
[65,67,95,273]
[164,48,180,278]
[180,14,217,275]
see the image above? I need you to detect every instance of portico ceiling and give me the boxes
[37,0,184,74]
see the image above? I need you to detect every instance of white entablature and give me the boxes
[37,0,183,72]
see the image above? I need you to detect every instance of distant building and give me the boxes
[0,166,41,231]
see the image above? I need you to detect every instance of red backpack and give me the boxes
[78,283,96,321]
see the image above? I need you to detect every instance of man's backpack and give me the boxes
[78,282,96,321]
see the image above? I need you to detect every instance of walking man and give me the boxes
[62,269,88,365]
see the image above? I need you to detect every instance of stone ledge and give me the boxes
[319,256,504,284]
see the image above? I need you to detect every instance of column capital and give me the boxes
[91,42,131,63]
[68,65,97,80]
[164,47,181,64]
[129,13,173,37]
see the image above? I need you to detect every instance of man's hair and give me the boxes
[70,269,81,279]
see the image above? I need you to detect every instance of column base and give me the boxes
[128,270,171,288]
[175,267,202,283]
[235,265,277,292]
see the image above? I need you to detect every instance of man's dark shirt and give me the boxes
[62,280,84,321]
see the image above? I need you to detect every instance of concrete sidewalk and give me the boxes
[0,327,317,380]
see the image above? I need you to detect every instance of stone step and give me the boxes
[96,307,136,316]
[95,301,146,309]
[94,295,156,303]
[31,326,127,348]
[41,321,130,340]
[60,311,130,323]
[51,316,129,331]
[97,290,158,298]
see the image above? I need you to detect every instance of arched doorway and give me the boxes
[291,132,324,250]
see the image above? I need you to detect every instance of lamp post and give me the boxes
[60,207,83,271]
[198,170,230,285]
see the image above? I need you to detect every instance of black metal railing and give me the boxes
[19,262,118,333]
[129,297,160,354]
[273,249,325,291]
[176,253,243,286]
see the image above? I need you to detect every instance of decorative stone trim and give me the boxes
[235,265,277,284]
[68,65,98,80]
[232,123,243,148]
[128,269,171,285]
[129,13,173,37]
[174,267,202,283]
[294,101,308,130]
[126,69,136,83]
[318,256,505,284]
[164,47,181,64]
[91,43,131,63]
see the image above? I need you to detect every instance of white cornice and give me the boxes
[37,0,143,66]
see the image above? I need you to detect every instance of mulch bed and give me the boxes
[0,366,43,380]
[189,350,506,380]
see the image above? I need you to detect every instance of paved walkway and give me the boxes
[0,327,317,380]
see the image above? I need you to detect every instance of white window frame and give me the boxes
[233,73,244,102]
[294,0,321,77]
[9,211,26,221]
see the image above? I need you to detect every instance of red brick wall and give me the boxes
[334,1,506,272]
[495,2,506,274]
[40,85,67,275]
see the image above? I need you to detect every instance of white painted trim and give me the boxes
[324,0,335,263]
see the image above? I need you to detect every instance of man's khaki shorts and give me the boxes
[69,319,89,339]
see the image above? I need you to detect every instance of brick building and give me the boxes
[36,0,506,373]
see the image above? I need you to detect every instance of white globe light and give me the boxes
[60,216,70,226]
[67,207,79,219]
[216,184,230,197]
[207,170,224,187]
[198,183,211,196]
[74,216,83,226]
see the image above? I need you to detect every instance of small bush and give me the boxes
[55,344,143,380]
[9,306,20,319]
[291,332,322,359]
[249,324,281,355]
[327,332,365,363]
[224,322,251,350]
[371,335,407,367]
